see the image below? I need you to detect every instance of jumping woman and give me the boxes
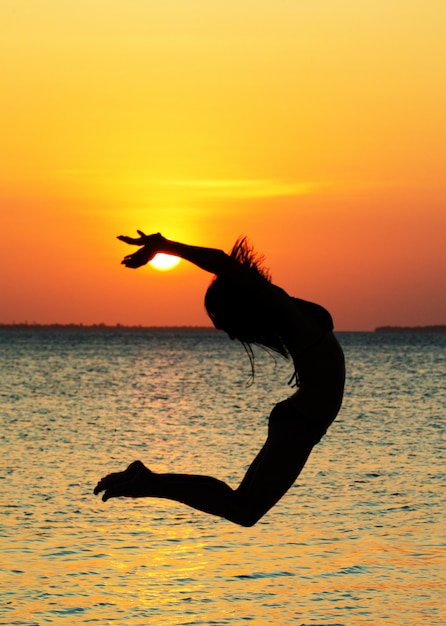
[94,232,345,527]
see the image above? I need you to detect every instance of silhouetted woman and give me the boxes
[94,232,345,526]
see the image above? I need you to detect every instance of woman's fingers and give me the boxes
[102,485,123,502]
[93,473,118,495]
[117,235,143,245]
[120,247,154,268]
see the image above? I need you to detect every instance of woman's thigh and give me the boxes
[235,414,316,522]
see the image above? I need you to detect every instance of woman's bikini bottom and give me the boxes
[268,397,334,445]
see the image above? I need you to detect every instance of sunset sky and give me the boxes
[1,1,445,330]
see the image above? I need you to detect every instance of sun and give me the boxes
[149,253,181,271]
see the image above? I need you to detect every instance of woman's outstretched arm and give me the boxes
[117,231,304,322]
[117,231,234,274]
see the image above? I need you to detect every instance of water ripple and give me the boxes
[0,330,444,625]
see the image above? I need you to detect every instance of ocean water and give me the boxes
[0,329,444,626]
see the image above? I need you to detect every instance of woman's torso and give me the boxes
[282,298,346,423]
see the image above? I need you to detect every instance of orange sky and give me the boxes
[1,1,445,330]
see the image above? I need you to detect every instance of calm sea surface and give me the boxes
[1,329,444,625]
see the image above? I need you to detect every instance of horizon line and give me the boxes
[1,322,445,333]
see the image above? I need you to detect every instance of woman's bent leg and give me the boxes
[94,421,315,527]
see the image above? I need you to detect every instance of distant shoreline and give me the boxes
[374,325,446,333]
[0,323,216,332]
[0,323,445,333]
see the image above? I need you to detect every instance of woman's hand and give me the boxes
[117,230,165,268]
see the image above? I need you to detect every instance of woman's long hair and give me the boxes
[204,236,291,381]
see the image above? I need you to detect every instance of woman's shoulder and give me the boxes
[275,293,338,363]
[290,297,334,333]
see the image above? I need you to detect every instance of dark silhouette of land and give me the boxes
[1,323,444,333]
[375,325,446,333]
[0,323,214,332]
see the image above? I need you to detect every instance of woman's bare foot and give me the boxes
[94,460,153,501]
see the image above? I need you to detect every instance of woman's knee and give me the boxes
[230,491,267,527]
[231,509,263,527]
